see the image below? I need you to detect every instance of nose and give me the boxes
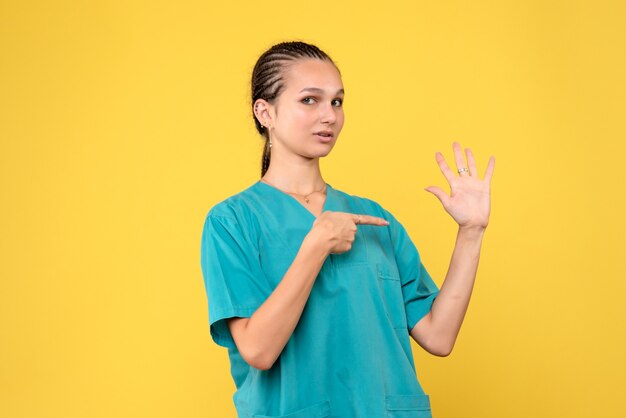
[319,101,338,125]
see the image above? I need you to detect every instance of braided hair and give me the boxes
[251,41,337,177]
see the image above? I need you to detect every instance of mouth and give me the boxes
[313,130,334,138]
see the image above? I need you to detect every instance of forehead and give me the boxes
[282,59,343,93]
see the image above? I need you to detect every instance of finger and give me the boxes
[483,155,495,184]
[452,142,469,177]
[435,151,456,183]
[465,147,478,177]
[346,213,390,226]
[424,186,450,207]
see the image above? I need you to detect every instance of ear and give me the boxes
[253,99,273,128]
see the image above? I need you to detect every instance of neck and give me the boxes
[261,157,325,195]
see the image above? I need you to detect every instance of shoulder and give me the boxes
[202,182,264,243]
[205,181,260,221]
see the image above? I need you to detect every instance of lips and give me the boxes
[313,130,333,138]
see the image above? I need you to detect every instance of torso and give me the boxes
[205,180,438,417]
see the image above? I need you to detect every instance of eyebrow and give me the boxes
[299,87,345,95]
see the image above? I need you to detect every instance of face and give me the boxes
[261,59,345,160]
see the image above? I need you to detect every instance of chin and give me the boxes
[301,147,334,159]
[315,143,336,157]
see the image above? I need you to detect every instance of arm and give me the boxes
[228,231,328,370]
[410,142,495,356]
[410,226,484,356]
[228,212,389,370]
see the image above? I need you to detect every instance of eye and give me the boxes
[302,97,316,104]
[332,99,343,107]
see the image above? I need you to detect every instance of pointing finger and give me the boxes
[347,213,390,226]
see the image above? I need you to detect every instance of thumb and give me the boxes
[424,186,450,206]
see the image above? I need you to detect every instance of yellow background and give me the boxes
[1,1,625,417]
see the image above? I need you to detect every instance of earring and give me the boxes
[269,139,272,148]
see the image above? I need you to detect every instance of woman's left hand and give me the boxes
[425,142,495,230]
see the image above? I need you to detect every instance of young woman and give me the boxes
[201,41,495,418]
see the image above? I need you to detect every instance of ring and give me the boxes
[355,215,361,225]
[458,167,469,174]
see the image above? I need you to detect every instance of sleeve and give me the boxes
[381,207,440,331]
[200,212,268,349]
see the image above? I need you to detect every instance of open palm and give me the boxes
[425,142,495,229]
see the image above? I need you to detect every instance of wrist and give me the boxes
[304,228,332,258]
[457,224,486,239]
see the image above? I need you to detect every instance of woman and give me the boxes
[201,41,495,418]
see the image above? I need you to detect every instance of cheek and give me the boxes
[336,110,345,126]
[296,106,314,120]
[286,108,314,128]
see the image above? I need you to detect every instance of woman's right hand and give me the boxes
[310,211,390,255]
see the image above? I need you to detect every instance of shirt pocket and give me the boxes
[376,262,408,330]
[385,394,432,418]
[252,399,331,418]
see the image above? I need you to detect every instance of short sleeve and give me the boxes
[200,212,268,349]
[381,208,440,331]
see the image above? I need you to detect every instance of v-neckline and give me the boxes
[256,180,332,219]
